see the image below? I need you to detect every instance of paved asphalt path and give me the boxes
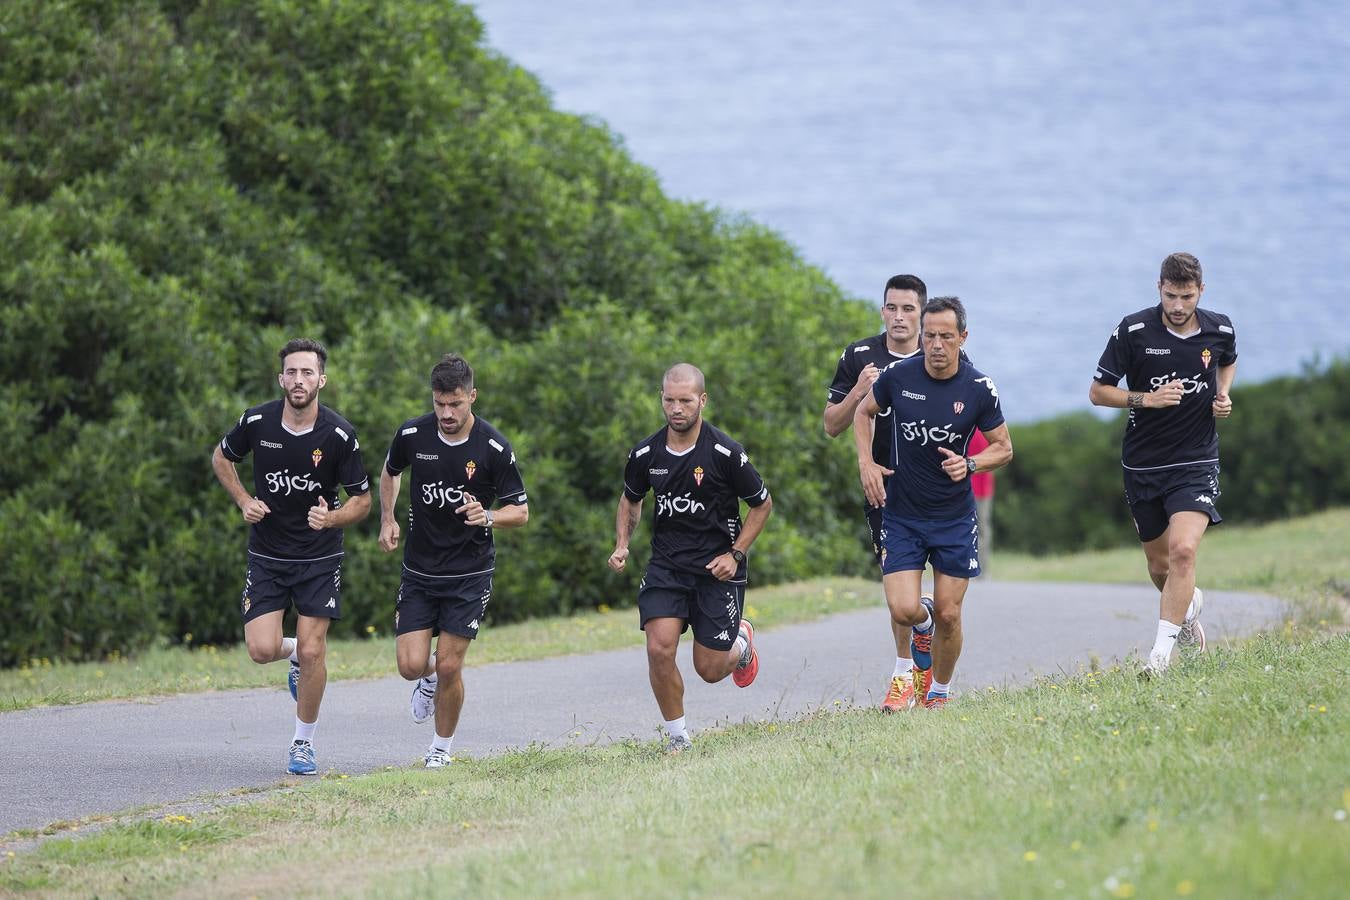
[1,581,1281,836]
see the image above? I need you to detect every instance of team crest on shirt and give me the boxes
[693,466,704,486]
[311,448,323,467]
[953,401,965,415]
[465,460,477,480]
[1201,348,1212,369]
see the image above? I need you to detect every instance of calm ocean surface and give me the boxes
[472,0,1350,421]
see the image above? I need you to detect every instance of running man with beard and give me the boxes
[854,298,1013,708]
[824,274,932,711]
[212,338,371,775]
[608,363,773,751]
[1090,252,1237,675]
[379,354,528,768]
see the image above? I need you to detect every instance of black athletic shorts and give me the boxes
[240,555,343,623]
[637,563,744,651]
[1123,464,1222,543]
[394,570,492,640]
[863,503,885,569]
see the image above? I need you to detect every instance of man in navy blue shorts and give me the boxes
[853,298,1013,707]
[1090,252,1237,675]
[608,363,773,751]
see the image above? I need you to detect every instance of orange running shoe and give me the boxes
[921,691,950,709]
[881,673,918,713]
[911,666,932,701]
[732,619,758,687]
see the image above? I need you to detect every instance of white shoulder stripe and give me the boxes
[634,446,651,458]
[714,443,732,457]
[1127,322,1146,332]
[401,427,418,436]
[335,426,349,441]
[489,438,505,453]
[1218,325,1233,334]
[246,414,262,424]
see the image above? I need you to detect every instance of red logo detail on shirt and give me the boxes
[693,466,704,486]
[465,460,478,480]
[311,448,323,468]
[1201,349,1212,369]
[953,401,965,415]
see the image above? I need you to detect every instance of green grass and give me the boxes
[0,577,880,711]
[4,632,1346,897]
[994,507,1350,620]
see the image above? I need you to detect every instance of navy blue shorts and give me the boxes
[1123,464,1222,543]
[240,555,343,623]
[395,570,493,640]
[880,510,981,579]
[637,563,744,651]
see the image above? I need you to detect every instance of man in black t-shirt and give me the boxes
[854,297,1014,708]
[824,273,930,712]
[1090,252,1237,675]
[608,364,773,752]
[212,338,372,776]
[379,354,529,768]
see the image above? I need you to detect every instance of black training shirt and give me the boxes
[384,414,527,578]
[1093,305,1238,471]
[220,400,370,562]
[622,422,768,583]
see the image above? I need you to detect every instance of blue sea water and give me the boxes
[472,0,1350,421]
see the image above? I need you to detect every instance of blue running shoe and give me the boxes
[288,660,301,701]
[910,595,935,671]
[287,739,317,776]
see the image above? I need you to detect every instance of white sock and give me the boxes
[929,679,950,696]
[663,716,689,740]
[283,637,298,663]
[294,717,317,744]
[732,635,748,659]
[1150,619,1182,668]
[915,610,933,633]
[424,651,438,683]
[430,732,454,753]
[892,657,914,678]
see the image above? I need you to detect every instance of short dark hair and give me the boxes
[430,353,474,394]
[278,338,327,372]
[1160,252,1203,286]
[883,274,928,304]
[921,296,967,333]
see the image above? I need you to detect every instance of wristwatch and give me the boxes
[730,548,746,564]
[965,457,978,476]
[484,509,495,528]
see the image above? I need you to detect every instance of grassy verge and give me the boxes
[0,577,879,711]
[4,631,1345,897]
[995,507,1350,621]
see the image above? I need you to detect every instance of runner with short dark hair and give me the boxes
[378,353,529,768]
[1089,252,1237,674]
[211,338,371,776]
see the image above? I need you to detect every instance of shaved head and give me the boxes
[663,363,705,393]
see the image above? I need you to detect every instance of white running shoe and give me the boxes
[1178,587,1207,652]
[410,678,436,724]
[424,748,452,768]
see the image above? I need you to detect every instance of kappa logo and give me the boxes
[326,598,336,608]
[649,468,669,476]
[465,460,478,481]
[968,558,978,570]
[1195,494,1215,506]
[902,390,927,401]
[693,465,704,486]
[415,452,439,461]
[311,448,323,467]
[260,439,284,449]
[468,619,480,631]
[1145,347,1172,356]
[714,630,731,642]
[953,401,965,415]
